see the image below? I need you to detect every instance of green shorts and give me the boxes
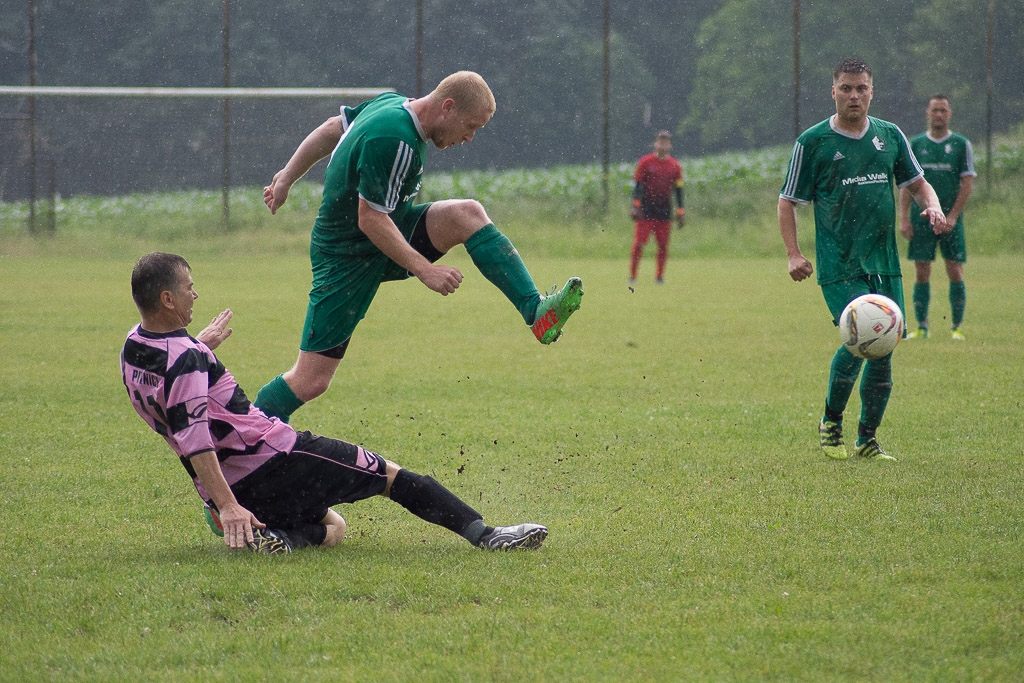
[907,219,966,263]
[820,274,906,332]
[300,203,439,355]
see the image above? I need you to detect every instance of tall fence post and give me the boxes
[222,0,231,229]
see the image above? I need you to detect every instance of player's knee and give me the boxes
[286,371,332,402]
[321,517,346,547]
[457,199,489,224]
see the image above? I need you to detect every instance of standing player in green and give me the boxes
[899,94,976,341]
[255,71,583,423]
[778,58,947,461]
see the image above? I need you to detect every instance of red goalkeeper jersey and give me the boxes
[633,153,683,220]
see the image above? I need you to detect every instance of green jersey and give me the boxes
[312,92,428,257]
[908,131,975,231]
[780,115,923,285]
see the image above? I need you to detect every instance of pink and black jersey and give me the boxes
[120,325,297,502]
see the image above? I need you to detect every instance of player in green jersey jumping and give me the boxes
[899,94,976,341]
[254,72,583,423]
[778,58,947,462]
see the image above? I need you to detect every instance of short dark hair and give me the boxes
[928,93,950,105]
[131,252,190,313]
[833,58,872,81]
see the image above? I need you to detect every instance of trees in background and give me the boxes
[0,0,1020,197]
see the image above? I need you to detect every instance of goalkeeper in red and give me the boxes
[628,130,684,285]
[778,59,946,462]
[255,71,583,423]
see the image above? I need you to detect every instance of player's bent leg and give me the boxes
[465,223,542,324]
[425,199,491,252]
[283,351,343,403]
[319,508,347,547]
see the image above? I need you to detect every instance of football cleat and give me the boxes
[950,327,966,341]
[247,528,292,554]
[855,438,896,462]
[819,420,847,460]
[531,277,583,344]
[204,504,224,537]
[906,327,929,340]
[476,523,548,551]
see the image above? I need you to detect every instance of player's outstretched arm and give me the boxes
[264,116,344,214]
[908,178,947,235]
[195,309,233,350]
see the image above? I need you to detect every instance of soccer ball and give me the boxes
[838,294,904,359]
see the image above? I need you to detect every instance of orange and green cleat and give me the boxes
[204,503,224,537]
[531,277,584,344]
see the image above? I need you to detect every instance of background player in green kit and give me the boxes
[899,94,976,341]
[254,71,583,423]
[778,58,947,462]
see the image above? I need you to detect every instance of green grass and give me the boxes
[1,248,1022,680]
[1,145,1023,679]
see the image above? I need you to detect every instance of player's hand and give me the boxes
[264,171,291,214]
[217,502,266,550]
[788,254,814,282]
[898,219,913,241]
[630,208,640,221]
[676,215,685,229]
[196,309,233,350]
[922,207,948,235]
[416,263,464,295]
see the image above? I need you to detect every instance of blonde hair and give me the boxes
[433,71,496,117]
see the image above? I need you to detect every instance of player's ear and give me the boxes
[159,289,176,310]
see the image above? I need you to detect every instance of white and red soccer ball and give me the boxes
[838,294,905,359]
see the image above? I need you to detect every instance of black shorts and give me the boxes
[229,431,389,528]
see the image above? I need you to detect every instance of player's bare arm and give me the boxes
[264,116,344,214]
[898,188,914,240]
[357,199,463,295]
[191,449,266,549]
[778,198,814,282]
[907,177,948,234]
[946,175,974,226]
[195,308,233,350]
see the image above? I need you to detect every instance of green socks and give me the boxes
[859,354,893,432]
[254,374,304,424]
[913,281,930,328]
[825,346,864,418]
[824,345,892,437]
[913,280,966,329]
[465,224,542,324]
[950,280,966,328]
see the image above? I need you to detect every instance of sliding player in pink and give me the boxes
[120,252,547,554]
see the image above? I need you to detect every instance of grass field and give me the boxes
[1,155,1023,679]
[1,244,1022,680]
